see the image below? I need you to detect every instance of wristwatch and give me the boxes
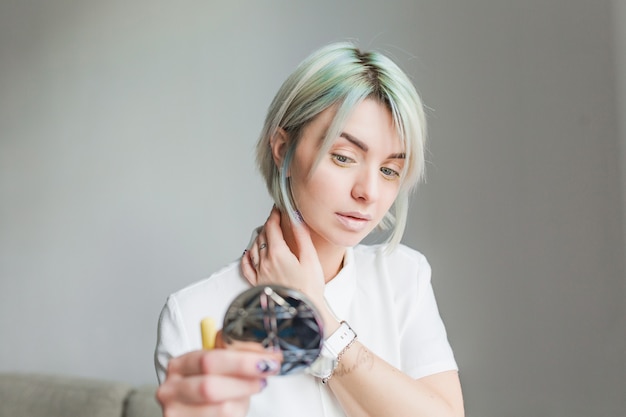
[307,321,357,381]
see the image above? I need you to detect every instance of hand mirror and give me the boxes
[222,285,324,375]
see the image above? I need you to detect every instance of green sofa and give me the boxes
[0,373,161,417]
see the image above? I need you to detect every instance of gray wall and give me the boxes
[1,1,624,416]
[614,0,626,263]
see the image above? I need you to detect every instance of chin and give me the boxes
[309,221,375,249]
[325,232,370,249]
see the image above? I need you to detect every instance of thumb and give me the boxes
[215,330,226,349]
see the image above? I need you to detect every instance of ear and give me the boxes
[269,127,290,169]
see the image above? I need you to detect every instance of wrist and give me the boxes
[307,320,358,383]
[316,300,341,336]
[306,294,339,333]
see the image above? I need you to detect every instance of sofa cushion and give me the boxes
[124,385,162,417]
[0,373,132,417]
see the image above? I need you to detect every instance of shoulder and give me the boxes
[350,243,432,297]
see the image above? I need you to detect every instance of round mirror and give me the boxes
[222,285,324,375]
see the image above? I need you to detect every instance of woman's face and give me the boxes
[289,99,404,249]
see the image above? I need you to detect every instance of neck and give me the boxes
[280,214,346,284]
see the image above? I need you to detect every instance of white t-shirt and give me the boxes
[155,243,457,417]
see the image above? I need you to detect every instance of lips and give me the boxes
[335,212,372,232]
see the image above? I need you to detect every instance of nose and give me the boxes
[351,168,378,202]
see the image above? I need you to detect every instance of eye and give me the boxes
[380,166,400,179]
[331,154,355,166]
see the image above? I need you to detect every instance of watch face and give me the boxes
[222,285,324,375]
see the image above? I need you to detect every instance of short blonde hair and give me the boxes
[256,42,427,249]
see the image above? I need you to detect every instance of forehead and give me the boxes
[311,99,405,154]
[344,99,400,142]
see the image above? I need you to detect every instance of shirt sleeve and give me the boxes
[154,295,191,384]
[399,253,458,379]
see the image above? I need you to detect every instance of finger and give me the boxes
[288,214,317,261]
[248,243,259,268]
[157,398,250,417]
[240,251,257,285]
[158,373,265,406]
[249,226,268,268]
[257,225,268,245]
[215,330,225,349]
[167,349,281,379]
[263,208,289,251]
[265,207,314,258]
[255,228,269,259]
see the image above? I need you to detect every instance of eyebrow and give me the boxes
[339,132,405,159]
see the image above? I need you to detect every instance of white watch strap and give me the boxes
[306,321,357,379]
[323,321,356,357]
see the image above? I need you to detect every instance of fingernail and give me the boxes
[257,359,280,373]
[242,249,248,256]
[294,210,303,224]
[260,378,268,390]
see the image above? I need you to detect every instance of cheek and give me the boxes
[292,174,334,205]
[365,184,401,224]
[290,165,343,210]
[381,187,401,213]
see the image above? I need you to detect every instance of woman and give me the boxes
[155,42,464,417]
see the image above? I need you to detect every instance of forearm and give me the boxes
[327,342,464,417]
